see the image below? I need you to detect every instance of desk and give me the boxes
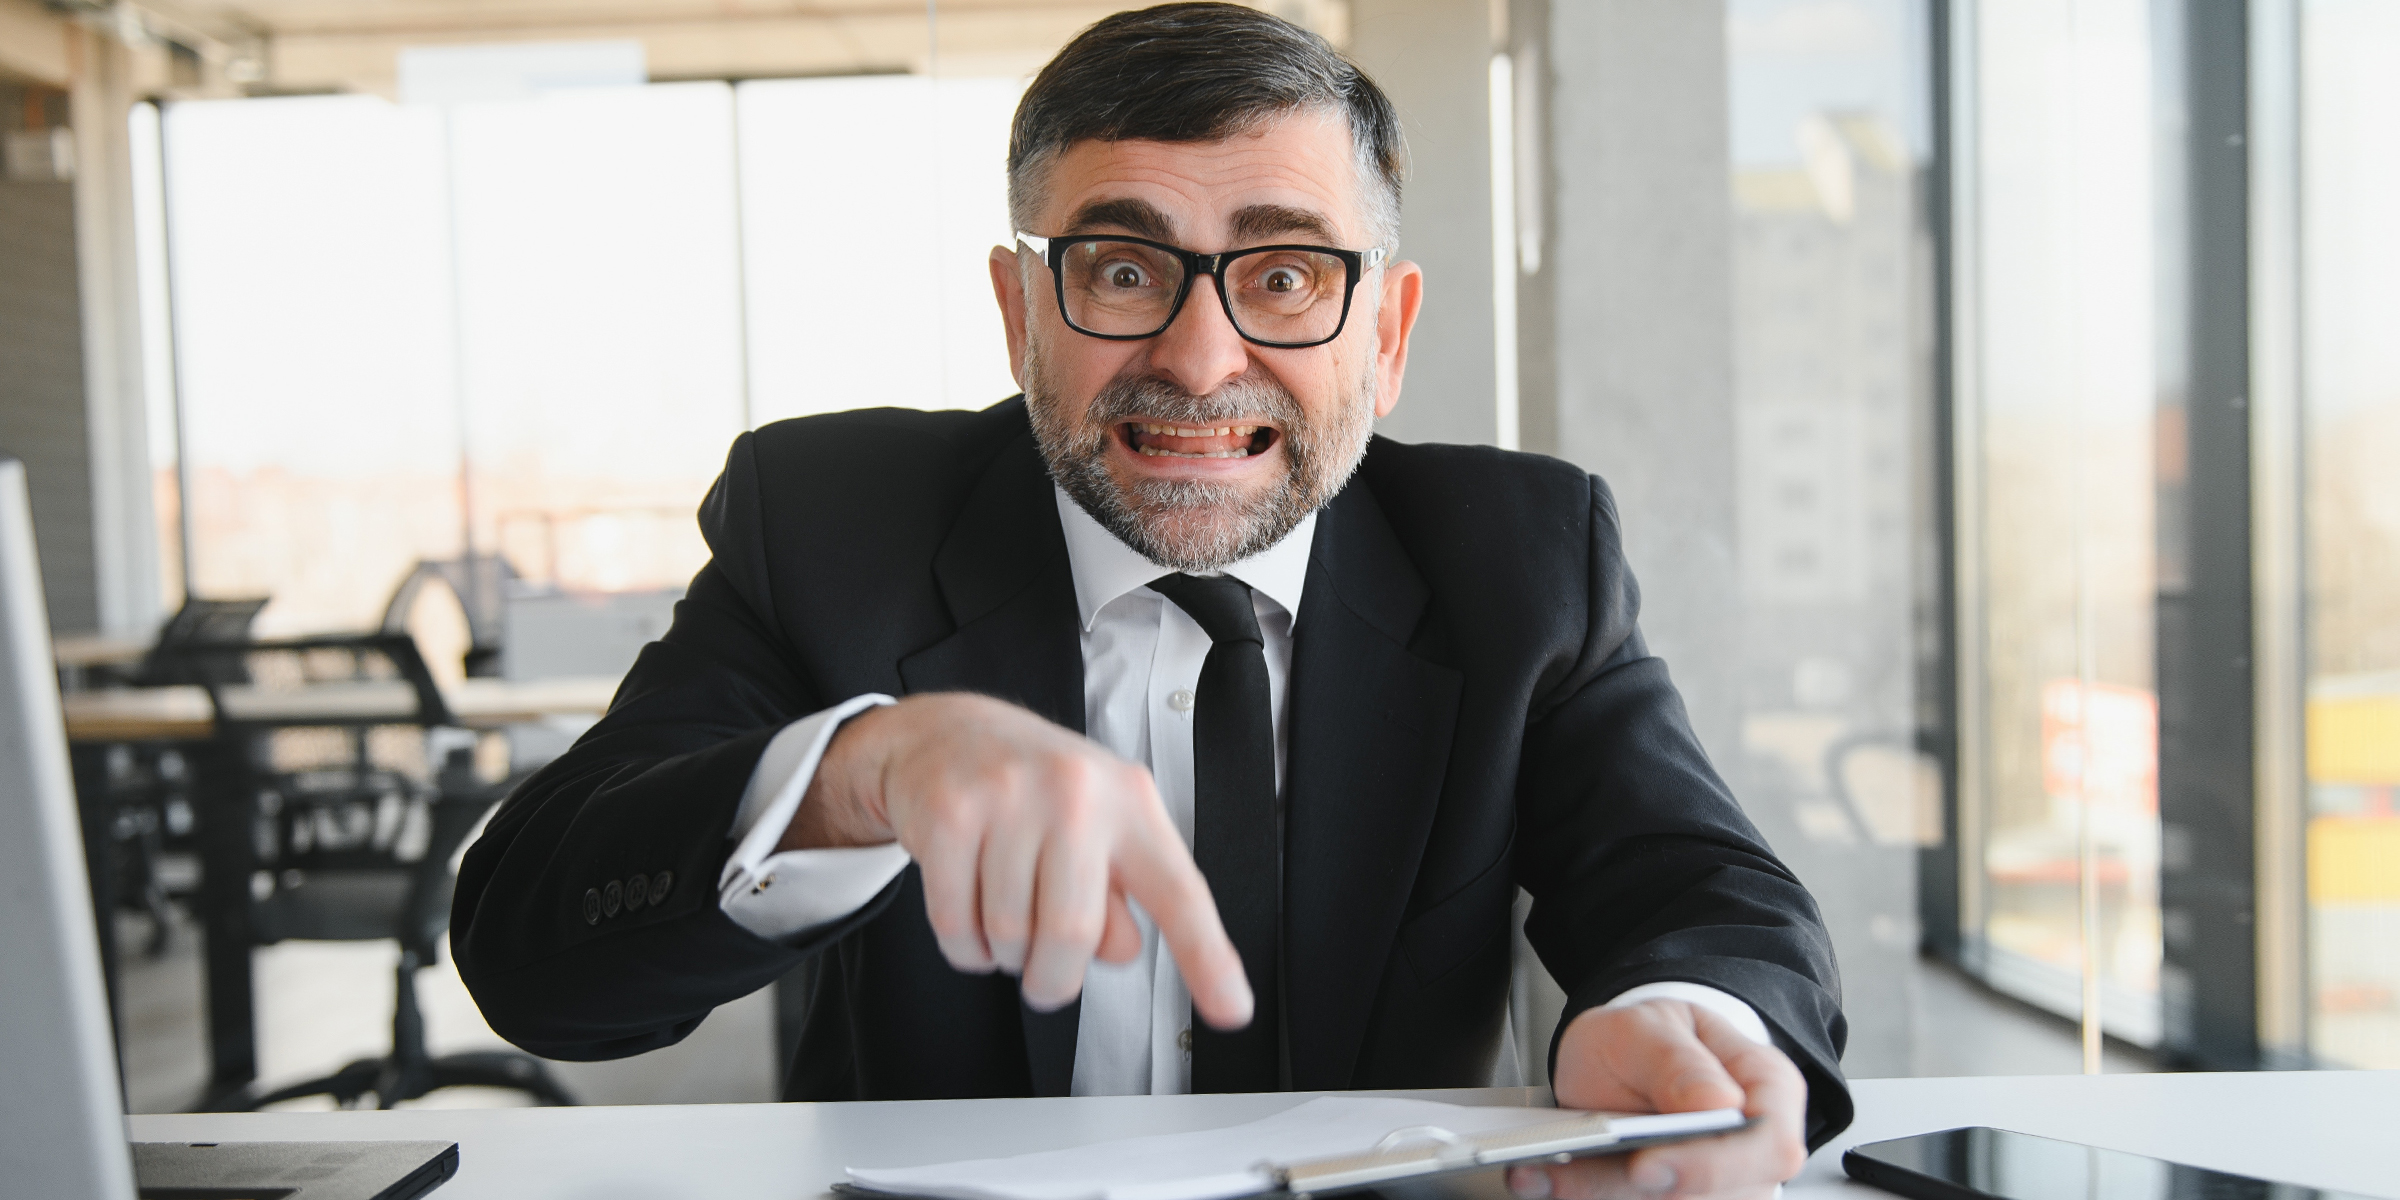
[61,676,622,742]
[53,633,152,669]
[122,1073,2400,1199]
[52,633,151,691]
[64,676,620,1105]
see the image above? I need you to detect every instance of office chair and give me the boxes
[380,556,520,679]
[168,633,575,1110]
[97,595,273,957]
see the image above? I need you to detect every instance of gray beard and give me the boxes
[1026,351,1375,574]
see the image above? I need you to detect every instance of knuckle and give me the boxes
[925,905,973,943]
[924,795,979,844]
[1048,750,1102,797]
[983,909,1030,945]
[1045,912,1105,949]
[1048,778,1097,826]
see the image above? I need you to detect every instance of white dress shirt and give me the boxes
[716,487,1769,1096]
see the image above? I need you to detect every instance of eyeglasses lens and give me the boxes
[1059,240,1349,344]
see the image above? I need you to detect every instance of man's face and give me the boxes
[990,108,1423,571]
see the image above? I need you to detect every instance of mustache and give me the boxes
[1083,373,1306,431]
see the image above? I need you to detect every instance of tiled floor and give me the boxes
[114,907,2146,1114]
[116,913,776,1112]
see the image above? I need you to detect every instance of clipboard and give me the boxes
[1261,1109,1754,1198]
[834,1108,1753,1200]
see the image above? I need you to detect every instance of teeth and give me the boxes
[1138,445,1252,458]
[1133,423,1267,439]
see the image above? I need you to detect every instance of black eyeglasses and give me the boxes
[1016,231,1387,349]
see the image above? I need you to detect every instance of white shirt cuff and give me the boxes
[1603,981,1773,1047]
[717,694,912,940]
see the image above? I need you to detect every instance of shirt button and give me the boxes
[1178,1027,1194,1053]
[1169,689,1196,713]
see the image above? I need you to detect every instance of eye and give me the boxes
[1260,265,1307,293]
[1100,260,1152,289]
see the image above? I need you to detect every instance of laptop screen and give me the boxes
[0,456,140,1197]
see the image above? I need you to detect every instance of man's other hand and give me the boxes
[783,692,1255,1029]
[1506,1000,1808,1200]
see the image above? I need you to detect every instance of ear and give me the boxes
[990,245,1031,389]
[1371,260,1424,420]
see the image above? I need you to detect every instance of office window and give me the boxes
[160,96,466,636]
[1957,0,2163,1042]
[156,74,1025,644]
[1726,0,1939,1077]
[2300,0,2400,1070]
[738,75,1022,423]
[448,82,746,598]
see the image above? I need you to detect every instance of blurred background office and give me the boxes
[2,0,2393,1111]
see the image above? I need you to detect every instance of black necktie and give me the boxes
[1146,572,1280,1093]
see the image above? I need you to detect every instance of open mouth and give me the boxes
[1120,421,1281,460]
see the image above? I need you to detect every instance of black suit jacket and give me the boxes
[452,398,1852,1147]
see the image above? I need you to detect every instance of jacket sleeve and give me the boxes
[1513,477,1853,1151]
[450,430,903,1062]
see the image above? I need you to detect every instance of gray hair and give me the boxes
[1006,2,1406,251]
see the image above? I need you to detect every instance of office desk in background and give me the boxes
[124,1073,2400,1200]
[63,676,620,1106]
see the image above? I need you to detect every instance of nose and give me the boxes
[1144,272,1252,397]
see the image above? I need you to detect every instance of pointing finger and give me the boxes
[1118,811,1250,1029]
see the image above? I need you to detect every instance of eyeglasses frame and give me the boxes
[1015,231,1389,350]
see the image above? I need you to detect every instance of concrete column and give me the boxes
[1348,0,1500,448]
[70,27,165,635]
[1526,0,1741,763]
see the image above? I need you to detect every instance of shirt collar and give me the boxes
[1053,484,1317,632]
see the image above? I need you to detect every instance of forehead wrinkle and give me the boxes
[1063,196,1179,242]
[1229,203,1337,245]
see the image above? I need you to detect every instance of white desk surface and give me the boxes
[125,1071,2398,1199]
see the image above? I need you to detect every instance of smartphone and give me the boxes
[1842,1127,2391,1200]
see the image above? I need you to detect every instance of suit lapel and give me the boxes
[896,423,1086,1097]
[1283,479,1465,1089]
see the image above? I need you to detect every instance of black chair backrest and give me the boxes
[380,556,519,677]
[134,596,270,687]
[156,632,458,732]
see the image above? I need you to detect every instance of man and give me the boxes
[453,6,1848,1197]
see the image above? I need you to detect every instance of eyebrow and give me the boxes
[1228,203,1339,245]
[1062,197,1178,242]
[1059,198,1345,248]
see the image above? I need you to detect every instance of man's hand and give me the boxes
[782,692,1255,1029]
[1505,1000,1807,1200]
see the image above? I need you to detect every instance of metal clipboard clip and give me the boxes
[1270,1113,1627,1199]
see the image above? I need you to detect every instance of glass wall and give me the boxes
[1960,0,2162,1042]
[156,69,1024,656]
[1725,0,1939,1078]
[2301,0,2400,1070]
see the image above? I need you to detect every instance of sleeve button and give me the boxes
[650,870,673,903]
[582,888,602,925]
[602,879,623,918]
[625,874,649,912]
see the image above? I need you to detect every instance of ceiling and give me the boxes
[98,0,1348,97]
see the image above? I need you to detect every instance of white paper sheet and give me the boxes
[844,1097,1742,1200]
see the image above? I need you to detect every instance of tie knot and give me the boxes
[1147,573,1262,646]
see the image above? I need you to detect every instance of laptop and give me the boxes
[0,456,458,1200]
